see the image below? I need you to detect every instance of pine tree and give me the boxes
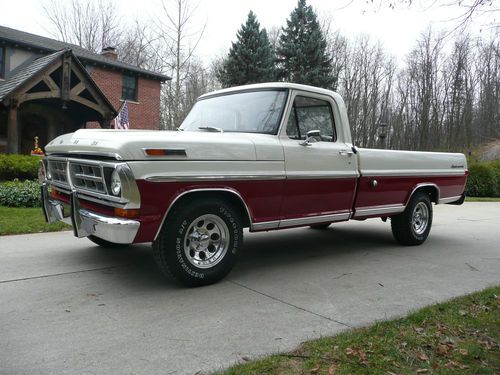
[276,0,333,88]
[217,11,276,87]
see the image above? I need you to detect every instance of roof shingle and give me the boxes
[0,25,169,82]
[0,50,64,101]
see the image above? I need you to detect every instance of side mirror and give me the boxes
[299,129,321,146]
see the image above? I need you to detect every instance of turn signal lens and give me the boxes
[114,208,140,219]
[145,149,167,156]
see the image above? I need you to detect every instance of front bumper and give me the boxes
[41,183,140,244]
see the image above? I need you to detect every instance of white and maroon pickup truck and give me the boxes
[41,83,468,286]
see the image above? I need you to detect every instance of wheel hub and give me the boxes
[183,214,229,268]
[412,202,429,235]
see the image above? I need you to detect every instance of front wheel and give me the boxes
[391,192,433,246]
[153,198,243,287]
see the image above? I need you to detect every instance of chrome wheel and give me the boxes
[412,202,429,235]
[183,214,229,269]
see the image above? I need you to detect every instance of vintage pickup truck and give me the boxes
[40,83,468,286]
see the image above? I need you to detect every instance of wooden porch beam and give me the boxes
[7,105,19,154]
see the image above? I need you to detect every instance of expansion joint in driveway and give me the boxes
[0,265,122,284]
[228,279,352,328]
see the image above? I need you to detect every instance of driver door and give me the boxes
[278,90,358,226]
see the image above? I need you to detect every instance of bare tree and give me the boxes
[155,0,206,129]
[42,0,121,52]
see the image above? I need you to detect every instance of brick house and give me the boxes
[0,25,169,154]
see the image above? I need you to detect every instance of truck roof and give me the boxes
[199,82,343,102]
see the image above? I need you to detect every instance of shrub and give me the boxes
[0,179,41,207]
[466,161,500,197]
[0,154,41,181]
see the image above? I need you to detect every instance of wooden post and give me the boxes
[7,105,19,154]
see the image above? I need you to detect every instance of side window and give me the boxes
[0,47,5,79]
[286,96,336,142]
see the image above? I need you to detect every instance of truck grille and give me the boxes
[48,160,68,183]
[46,158,108,195]
[69,163,107,194]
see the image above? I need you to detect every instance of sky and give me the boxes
[0,0,498,65]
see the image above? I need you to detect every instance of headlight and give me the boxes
[110,169,122,196]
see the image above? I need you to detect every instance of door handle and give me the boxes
[339,150,354,156]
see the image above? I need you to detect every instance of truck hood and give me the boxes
[45,129,282,161]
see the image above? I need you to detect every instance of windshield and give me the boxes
[179,90,288,134]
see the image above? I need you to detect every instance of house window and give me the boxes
[0,47,5,79]
[122,74,137,101]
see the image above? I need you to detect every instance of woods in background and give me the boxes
[42,0,499,152]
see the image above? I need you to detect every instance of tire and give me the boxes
[391,192,433,246]
[87,235,126,248]
[309,223,332,229]
[153,198,243,287]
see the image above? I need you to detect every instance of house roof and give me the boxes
[0,49,117,120]
[0,25,170,82]
[0,50,64,101]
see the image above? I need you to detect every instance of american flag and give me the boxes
[114,101,130,130]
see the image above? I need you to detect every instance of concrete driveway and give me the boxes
[1,203,499,375]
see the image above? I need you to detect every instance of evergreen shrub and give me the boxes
[0,154,40,181]
[0,179,41,207]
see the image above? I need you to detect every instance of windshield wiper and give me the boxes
[198,126,224,133]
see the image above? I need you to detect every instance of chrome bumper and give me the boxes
[41,183,140,244]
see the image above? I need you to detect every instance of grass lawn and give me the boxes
[465,197,500,202]
[0,206,70,236]
[218,286,500,375]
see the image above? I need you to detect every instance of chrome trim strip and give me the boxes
[354,204,405,218]
[438,195,462,204]
[286,173,359,180]
[145,173,361,182]
[406,183,441,205]
[153,188,254,241]
[252,220,280,231]
[251,212,352,231]
[361,170,466,177]
[278,213,351,228]
[46,151,123,160]
[145,174,286,182]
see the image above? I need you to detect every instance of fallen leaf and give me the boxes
[417,352,429,361]
[416,369,429,373]
[437,344,450,356]
[459,309,467,316]
[444,360,458,369]
[328,364,337,375]
[346,347,355,356]
[459,348,468,355]
[358,350,367,360]
[310,363,320,373]
[415,327,424,334]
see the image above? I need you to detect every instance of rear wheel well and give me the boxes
[407,185,439,205]
[164,190,252,229]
